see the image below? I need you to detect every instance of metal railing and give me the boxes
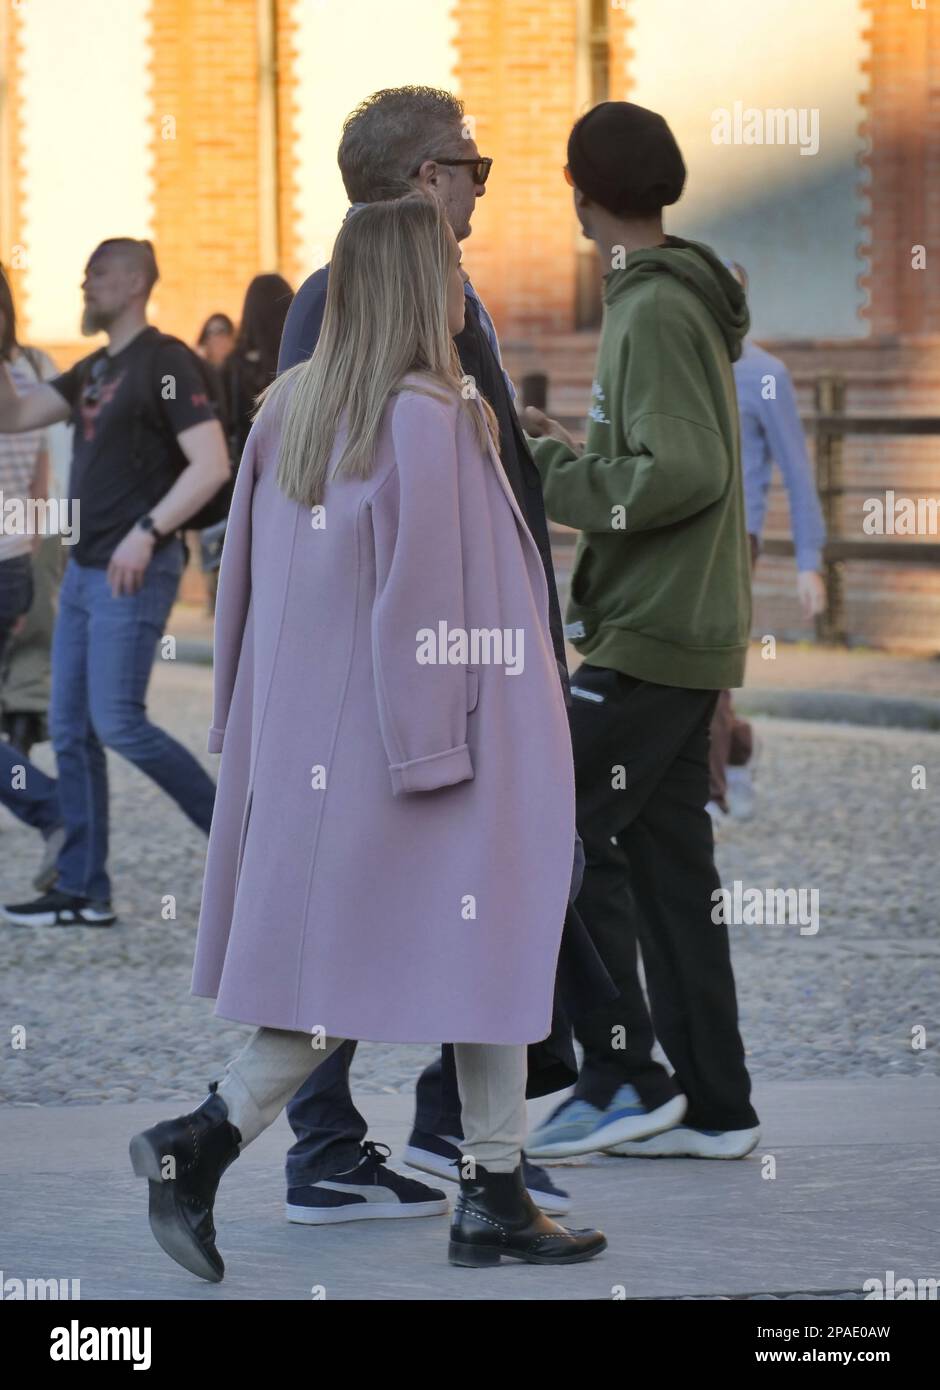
[522,372,940,647]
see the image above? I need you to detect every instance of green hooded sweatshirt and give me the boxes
[530,235,751,690]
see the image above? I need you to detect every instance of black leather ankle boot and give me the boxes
[129,1082,242,1283]
[449,1163,607,1266]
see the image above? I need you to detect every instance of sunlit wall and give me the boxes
[627,0,867,337]
[292,0,459,276]
[18,0,152,344]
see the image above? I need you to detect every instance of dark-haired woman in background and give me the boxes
[222,274,294,467]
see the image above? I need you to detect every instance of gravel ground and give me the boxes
[1,660,938,1107]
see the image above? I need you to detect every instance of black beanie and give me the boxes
[567,101,686,217]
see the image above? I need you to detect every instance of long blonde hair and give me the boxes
[260,194,499,508]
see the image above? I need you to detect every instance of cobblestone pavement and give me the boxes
[1,660,938,1108]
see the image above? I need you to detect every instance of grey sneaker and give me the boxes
[606,1125,761,1159]
[527,1086,688,1160]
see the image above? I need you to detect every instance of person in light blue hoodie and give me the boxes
[709,261,827,820]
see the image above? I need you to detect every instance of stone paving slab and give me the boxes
[2,1080,937,1301]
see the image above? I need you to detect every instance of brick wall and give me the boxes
[148,0,265,342]
[453,0,578,337]
[275,0,304,290]
[607,0,634,100]
[859,0,940,335]
[0,2,28,332]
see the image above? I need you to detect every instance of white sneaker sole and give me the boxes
[606,1125,761,1159]
[2,908,115,927]
[3,909,62,926]
[285,1197,449,1225]
[403,1145,571,1215]
[526,1094,688,1160]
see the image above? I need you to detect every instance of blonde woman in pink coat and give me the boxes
[130,195,606,1280]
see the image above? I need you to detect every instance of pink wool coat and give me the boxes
[191,380,576,1043]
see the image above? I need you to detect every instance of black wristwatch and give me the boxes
[137,514,165,543]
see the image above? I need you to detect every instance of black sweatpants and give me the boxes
[569,663,759,1132]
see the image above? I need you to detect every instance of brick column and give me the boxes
[275,0,303,289]
[147,0,271,339]
[859,0,940,334]
[607,0,635,100]
[0,1,28,324]
[454,0,579,339]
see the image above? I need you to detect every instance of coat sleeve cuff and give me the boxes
[388,744,473,795]
[207,726,225,753]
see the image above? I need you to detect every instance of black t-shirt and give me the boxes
[51,326,217,567]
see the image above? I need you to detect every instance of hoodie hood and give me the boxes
[604,235,750,361]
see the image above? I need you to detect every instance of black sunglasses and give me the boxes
[413,156,493,187]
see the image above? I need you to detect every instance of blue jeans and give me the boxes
[0,554,61,834]
[49,541,216,902]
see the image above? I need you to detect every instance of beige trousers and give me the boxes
[217,1027,529,1173]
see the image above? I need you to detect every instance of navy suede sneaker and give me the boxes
[285,1141,449,1224]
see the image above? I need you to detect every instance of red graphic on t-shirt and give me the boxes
[80,370,126,442]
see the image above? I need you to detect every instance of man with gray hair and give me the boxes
[275,86,622,1229]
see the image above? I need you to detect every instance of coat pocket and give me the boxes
[234,786,254,891]
[466,667,479,713]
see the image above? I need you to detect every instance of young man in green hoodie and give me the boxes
[524,102,760,1160]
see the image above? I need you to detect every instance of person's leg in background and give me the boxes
[412,1047,462,1143]
[613,692,759,1151]
[285,1041,367,1185]
[529,668,757,1161]
[84,540,216,837]
[0,737,59,835]
[0,533,64,756]
[283,1041,449,1225]
[710,532,761,822]
[526,666,689,1160]
[47,560,111,906]
[448,1040,606,1266]
[0,554,34,680]
[0,553,67,894]
[572,822,682,1115]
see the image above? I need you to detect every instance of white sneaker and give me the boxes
[605,1124,760,1159]
[726,766,756,820]
[727,732,762,820]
